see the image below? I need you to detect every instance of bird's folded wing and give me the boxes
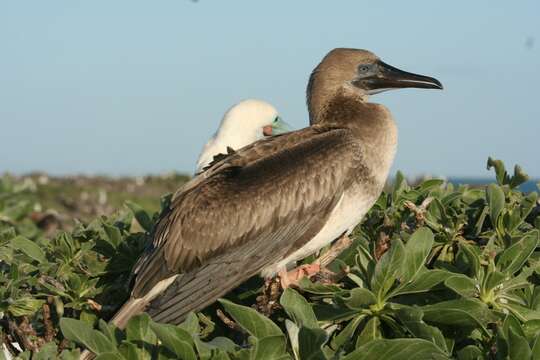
[131,125,358,298]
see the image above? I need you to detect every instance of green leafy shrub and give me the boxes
[1,158,540,359]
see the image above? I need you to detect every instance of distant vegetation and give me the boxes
[1,158,540,359]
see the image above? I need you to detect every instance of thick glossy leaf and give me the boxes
[219,299,283,338]
[402,227,434,282]
[505,303,540,322]
[280,288,318,328]
[487,157,508,186]
[508,328,532,360]
[126,314,156,356]
[60,318,116,355]
[251,335,288,360]
[532,335,540,359]
[497,231,539,275]
[149,321,196,360]
[9,235,46,262]
[523,320,540,342]
[7,297,45,316]
[422,299,497,328]
[343,339,449,360]
[356,317,381,348]
[397,306,448,353]
[125,201,153,232]
[298,327,327,360]
[444,275,478,298]
[94,354,125,360]
[456,345,483,360]
[510,165,530,189]
[330,315,366,351]
[372,239,405,301]
[486,184,505,227]
[392,269,451,296]
[33,343,58,360]
[342,288,377,310]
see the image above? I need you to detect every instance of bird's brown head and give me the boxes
[307,48,443,124]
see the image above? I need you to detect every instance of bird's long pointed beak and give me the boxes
[266,118,292,136]
[363,61,443,92]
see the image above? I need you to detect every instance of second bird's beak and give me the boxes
[355,61,443,93]
[263,117,292,136]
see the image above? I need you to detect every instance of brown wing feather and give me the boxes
[131,125,357,298]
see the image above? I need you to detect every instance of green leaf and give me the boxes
[126,314,156,356]
[125,201,153,232]
[402,227,434,282]
[343,338,449,360]
[532,335,540,360]
[397,306,448,353]
[33,342,58,360]
[342,288,377,310]
[392,269,451,296]
[504,303,540,322]
[94,354,125,360]
[102,223,122,249]
[456,345,483,360]
[219,299,283,338]
[497,231,539,275]
[7,297,45,316]
[487,157,508,185]
[149,321,196,360]
[251,335,288,360]
[356,317,381,348]
[331,315,366,351]
[486,184,505,228]
[422,299,497,328]
[372,239,405,301]
[60,318,117,355]
[298,327,327,360]
[444,275,478,298]
[508,328,532,360]
[459,244,481,278]
[523,320,540,342]
[510,165,530,189]
[9,235,46,262]
[280,288,318,328]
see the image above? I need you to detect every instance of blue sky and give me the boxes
[1,1,539,177]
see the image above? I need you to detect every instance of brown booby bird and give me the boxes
[111,48,442,328]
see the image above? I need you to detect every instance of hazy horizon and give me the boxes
[1,1,539,177]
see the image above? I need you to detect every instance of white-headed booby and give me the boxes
[196,99,291,173]
[108,48,443,330]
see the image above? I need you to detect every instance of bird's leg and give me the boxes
[279,234,353,288]
[278,263,321,289]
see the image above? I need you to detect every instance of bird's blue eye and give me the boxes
[273,116,280,123]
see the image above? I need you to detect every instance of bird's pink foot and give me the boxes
[278,263,321,289]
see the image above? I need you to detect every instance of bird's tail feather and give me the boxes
[110,298,148,329]
[148,262,245,324]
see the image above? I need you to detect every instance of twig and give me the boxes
[87,299,102,312]
[216,309,241,332]
[43,300,55,342]
[1,332,19,356]
[8,319,37,353]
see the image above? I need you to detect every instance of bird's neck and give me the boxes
[314,87,398,185]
